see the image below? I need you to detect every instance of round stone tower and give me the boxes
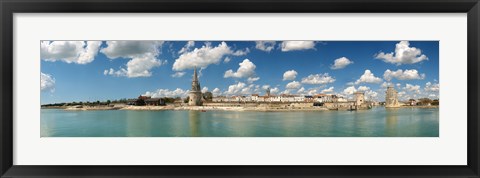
[354,92,365,106]
[385,85,400,108]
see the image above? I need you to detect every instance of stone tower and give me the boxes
[385,85,400,108]
[188,67,203,106]
[354,92,365,106]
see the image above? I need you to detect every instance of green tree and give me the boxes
[203,92,213,101]
[417,98,432,106]
[163,97,175,103]
[136,99,146,106]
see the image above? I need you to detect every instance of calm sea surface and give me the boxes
[40,107,439,137]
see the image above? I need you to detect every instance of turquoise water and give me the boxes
[40,107,439,137]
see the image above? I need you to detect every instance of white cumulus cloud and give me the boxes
[357,86,370,91]
[383,69,425,81]
[424,82,440,92]
[343,86,357,95]
[404,84,421,93]
[101,41,164,78]
[330,57,353,70]
[212,88,222,96]
[280,41,315,52]
[270,87,280,94]
[375,41,428,65]
[224,82,257,96]
[178,41,195,54]
[296,87,322,96]
[104,56,165,78]
[355,70,382,84]
[41,41,102,64]
[224,59,257,78]
[380,82,389,88]
[202,87,209,93]
[223,57,231,63]
[365,90,379,100]
[305,88,318,95]
[101,41,163,59]
[255,41,276,52]
[247,77,260,83]
[321,87,334,93]
[297,87,305,93]
[172,42,248,71]
[286,81,301,89]
[40,72,55,92]
[171,72,186,78]
[143,88,189,98]
[232,48,250,56]
[283,70,298,81]
[301,73,335,85]
[262,85,271,90]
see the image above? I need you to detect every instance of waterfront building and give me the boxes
[212,96,226,102]
[134,95,151,106]
[126,99,137,105]
[231,96,241,102]
[314,94,333,103]
[258,96,270,102]
[294,96,305,102]
[280,94,296,102]
[188,67,203,106]
[271,95,281,102]
[138,95,151,100]
[240,96,252,102]
[331,95,347,102]
[251,94,259,102]
[304,95,314,102]
[385,85,400,108]
[145,98,166,106]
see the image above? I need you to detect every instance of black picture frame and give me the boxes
[1,0,479,177]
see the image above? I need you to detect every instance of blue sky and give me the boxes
[41,41,439,104]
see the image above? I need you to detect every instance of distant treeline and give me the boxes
[415,98,439,106]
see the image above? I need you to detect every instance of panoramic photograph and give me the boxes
[40,40,439,137]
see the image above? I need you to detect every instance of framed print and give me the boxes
[1,0,479,177]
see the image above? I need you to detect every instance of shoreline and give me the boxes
[42,105,439,111]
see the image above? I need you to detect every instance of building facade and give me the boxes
[188,67,203,106]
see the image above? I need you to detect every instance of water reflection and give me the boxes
[189,111,200,137]
[385,108,399,136]
[126,111,152,136]
[40,110,56,137]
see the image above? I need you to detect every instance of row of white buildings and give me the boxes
[212,94,349,103]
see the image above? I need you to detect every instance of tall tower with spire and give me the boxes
[188,66,203,106]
